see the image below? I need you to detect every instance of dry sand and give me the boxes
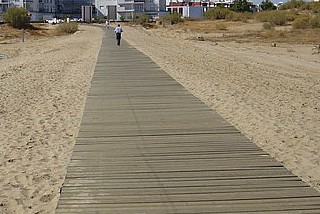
[0,25,102,214]
[0,23,319,213]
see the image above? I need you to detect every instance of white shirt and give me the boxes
[115,26,123,34]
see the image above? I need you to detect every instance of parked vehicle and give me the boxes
[70,18,81,22]
[45,18,63,24]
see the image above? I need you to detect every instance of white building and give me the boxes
[167,2,205,19]
[96,0,120,20]
[167,0,256,19]
[0,0,94,21]
[95,0,166,21]
[0,0,24,13]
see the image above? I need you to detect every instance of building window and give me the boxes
[124,5,132,10]
[134,4,143,11]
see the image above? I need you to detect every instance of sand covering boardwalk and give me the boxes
[56,29,320,213]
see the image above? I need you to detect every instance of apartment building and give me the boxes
[1,0,165,21]
[0,0,93,20]
[95,0,166,21]
[0,0,23,13]
[167,0,256,18]
[56,0,93,14]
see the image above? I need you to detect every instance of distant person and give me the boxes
[105,20,109,29]
[114,24,123,46]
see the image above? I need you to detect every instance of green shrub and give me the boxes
[91,16,100,23]
[260,0,277,11]
[286,11,297,22]
[280,0,306,10]
[160,13,183,24]
[226,11,253,21]
[292,15,310,29]
[205,7,232,20]
[292,14,320,29]
[3,8,30,29]
[263,22,274,30]
[135,14,149,25]
[310,2,320,13]
[256,11,273,22]
[231,0,252,12]
[309,15,320,28]
[55,22,78,34]
[301,2,320,13]
[255,10,293,26]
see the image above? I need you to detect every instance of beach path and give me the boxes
[55,28,320,213]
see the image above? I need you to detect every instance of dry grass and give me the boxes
[177,20,237,33]
[0,23,56,43]
[156,19,320,44]
[2,20,319,45]
[258,29,320,43]
[0,24,21,42]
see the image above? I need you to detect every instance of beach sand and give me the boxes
[0,25,102,214]
[0,24,319,213]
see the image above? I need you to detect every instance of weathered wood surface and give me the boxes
[56,29,320,214]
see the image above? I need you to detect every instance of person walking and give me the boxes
[114,24,123,46]
[105,20,109,29]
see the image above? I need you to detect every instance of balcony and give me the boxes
[117,0,133,4]
[117,0,144,4]
[117,6,133,12]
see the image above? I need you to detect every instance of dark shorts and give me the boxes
[116,33,121,40]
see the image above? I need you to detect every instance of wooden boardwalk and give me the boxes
[56,29,320,213]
